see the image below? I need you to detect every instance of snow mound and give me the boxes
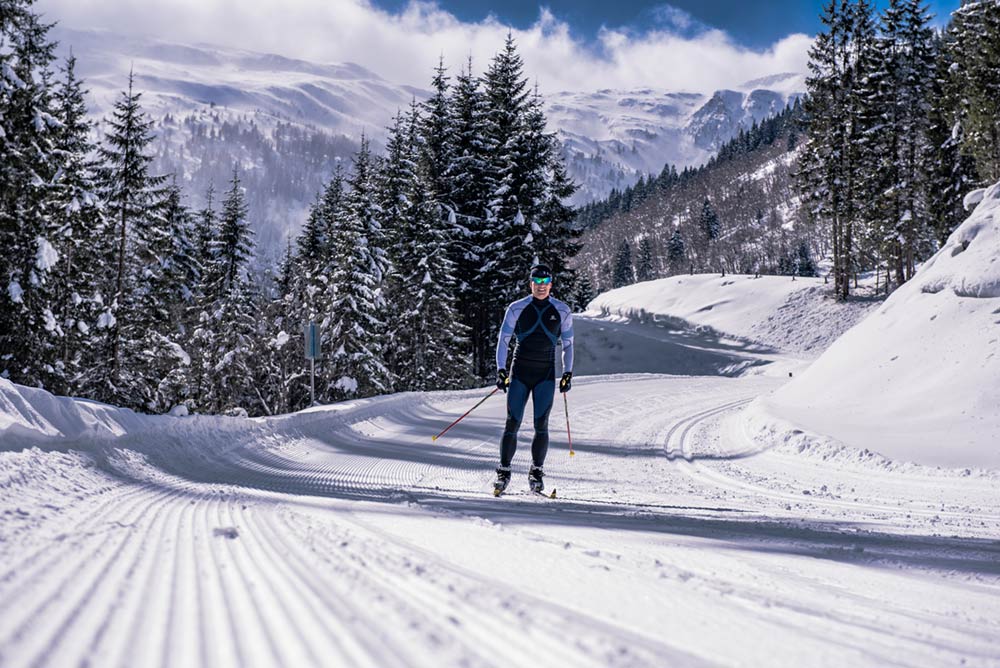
[761,182,1000,469]
[0,378,148,446]
[586,274,824,343]
[585,273,879,355]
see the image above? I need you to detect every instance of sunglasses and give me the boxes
[531,276,552,285]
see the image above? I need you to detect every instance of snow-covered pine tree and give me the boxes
[612,239,634,288]
[483,34,535,303]
[699,197,721,272]
[391,171,473,392]
[449,60,497,378]
[799,0,880,300]
[572,274,595,311]
[926,30,979,245]
[944,1,1000,183]
[198,166,258,413]
[636,237,655,282]
[324,137,392,399]
[45,53,107,395]
[92,70,169,406]
[145,180,200,411]
[869,0,935,287]
[0,1,61,389]
[667,228,686,273]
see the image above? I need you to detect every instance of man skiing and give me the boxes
[493,264,574,495]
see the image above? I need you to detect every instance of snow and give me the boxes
[96,309,116,329]
[760,181,1000,469]
[273,330,290,348]
[3,227,1000,665]
[335,376,358,393]
[586,274,839,349]
[7,281,23,304]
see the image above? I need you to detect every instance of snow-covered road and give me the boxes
[2,320,999,667]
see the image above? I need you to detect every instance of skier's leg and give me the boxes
[501,376,529,467]
[530,373,555,467]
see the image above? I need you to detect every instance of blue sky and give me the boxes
[376,0,961,48]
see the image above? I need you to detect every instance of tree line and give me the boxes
[0,0,580,415]
[799,0,1000,299]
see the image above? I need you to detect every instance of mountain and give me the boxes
[51,26,805,259]
[548,73,804,203]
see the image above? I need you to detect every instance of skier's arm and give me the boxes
[560,308,574,373]
[495,303,519,371]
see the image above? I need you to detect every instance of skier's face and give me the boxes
[530,277,551,299]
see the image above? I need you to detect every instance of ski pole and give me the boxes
[432,387,500,441]
[563,392,575,457]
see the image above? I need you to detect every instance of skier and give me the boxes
[493,264,574,495]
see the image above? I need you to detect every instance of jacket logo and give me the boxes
[549,315,557,321]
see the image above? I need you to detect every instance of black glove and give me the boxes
[497,368,509,393]
[559,371,573,393]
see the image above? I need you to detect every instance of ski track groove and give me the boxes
[92,489,186,668]
[278,508,602,668]
[662,398,1000,523]
[218,494,329,667]
[0,486,170,654]
[253,506,416,667]
[16,489,174,668]
[232,505,373,667]
[0,483,152,591]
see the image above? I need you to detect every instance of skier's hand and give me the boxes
[496,369,509,393]
[559,371,573,393]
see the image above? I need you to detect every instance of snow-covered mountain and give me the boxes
[549,73,804,202]
[52,26,423,140]
[51,26,804,253]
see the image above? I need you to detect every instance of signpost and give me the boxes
[304,321,320,406]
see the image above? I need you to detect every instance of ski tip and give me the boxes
[493,488,502,497]
[569,450,575,457]
[431,435,438,442]
[549,489,557,499]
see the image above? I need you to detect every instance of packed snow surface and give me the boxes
[2,301,998,667]
[762,181,1000,468]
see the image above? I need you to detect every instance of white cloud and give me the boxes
[35,0,812,93]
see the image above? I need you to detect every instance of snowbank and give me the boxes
[586,274,823,338]
[0,378,149,446]
[585,273,880,354]
[759,181,1000,469]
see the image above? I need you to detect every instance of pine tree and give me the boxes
[198,166,258,413]
[573,274,596,311]
[46,53,107,395]
[324,137,392,399]
[612,239,634,288]
[636,237,655,282]
[945,1,1000,183]
[667,229,686,273]
[92,70,169,405]
[0,0,61,388]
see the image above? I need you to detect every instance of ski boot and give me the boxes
[528,465,545,493]
[493,466,511,496]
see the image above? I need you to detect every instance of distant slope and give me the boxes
[574,104,817,290]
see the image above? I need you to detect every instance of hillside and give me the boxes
[751,181,1000,469]
[573,105,815,292]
